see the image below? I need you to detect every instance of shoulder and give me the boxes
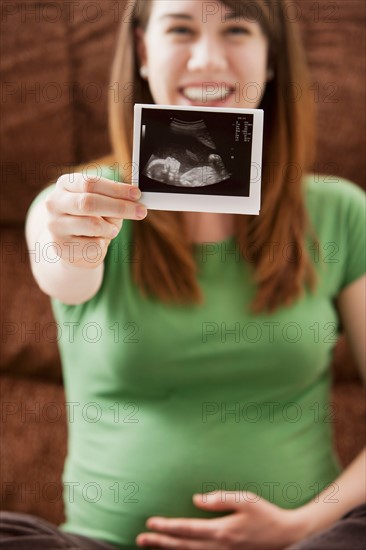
[303,174,365,234]
[303,174,365,211]
[303,175,365,291]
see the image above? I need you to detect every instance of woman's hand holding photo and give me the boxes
[44,173,147,269]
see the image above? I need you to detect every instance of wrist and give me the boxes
[288,499,337,543]
[259,507,314,549]
[281,506,318,547]
[58,255,104,271]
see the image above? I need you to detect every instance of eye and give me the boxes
[225,26,250,35]
[167,26,194,35]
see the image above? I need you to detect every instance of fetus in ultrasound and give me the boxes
[143,118,231,187]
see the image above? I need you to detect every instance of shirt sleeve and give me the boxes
[339,179,366,290]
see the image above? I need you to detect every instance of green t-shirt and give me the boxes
[27,169,365,548]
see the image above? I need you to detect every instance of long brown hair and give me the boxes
[108,0,317,312]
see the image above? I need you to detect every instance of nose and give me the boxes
[187,35,228,73]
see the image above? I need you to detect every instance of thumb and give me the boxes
[193,491,243,512]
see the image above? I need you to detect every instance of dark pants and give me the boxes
[1,504,365,549]
[285,502,366,550]
[0,512,133,549]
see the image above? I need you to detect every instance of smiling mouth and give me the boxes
[180,86,235,102]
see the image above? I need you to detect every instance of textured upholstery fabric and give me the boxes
[0,376,67,524]
[298,0,365,188]
[1,228,63,382]
[1,0,119,224]
[0,0,365,525]
[1,1,75,224]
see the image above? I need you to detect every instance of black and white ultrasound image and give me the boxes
[138,108,253,197]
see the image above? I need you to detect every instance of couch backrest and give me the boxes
[1,0,119,224]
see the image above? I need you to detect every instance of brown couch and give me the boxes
[1,0,365,527]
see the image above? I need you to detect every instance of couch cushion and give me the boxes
[297,0,365,188]
[0,228,62,382]
[332,335,362,383]
[332,382,366,467]
[0,376,66,524]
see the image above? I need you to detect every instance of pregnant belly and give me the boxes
[63,425,233,545]
[62,400,340,547]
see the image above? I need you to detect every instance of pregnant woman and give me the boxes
[2,1,365,549]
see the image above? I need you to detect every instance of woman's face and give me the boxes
[136,0,269,108]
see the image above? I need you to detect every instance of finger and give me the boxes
[58,173,141,201]
[61,191,147,220]
[102,216,123,230]
[146,517,217,539]
[193,491,248,511]
[136,532,220,550]
[49,214,120,240]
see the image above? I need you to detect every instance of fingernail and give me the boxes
[146,519,156,528]
[136,206,147,219]
[111,226,119,238]
[130,186,141,200]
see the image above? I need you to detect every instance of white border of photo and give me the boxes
[132,103,263,215]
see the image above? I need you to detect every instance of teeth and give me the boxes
[182,86,232,102]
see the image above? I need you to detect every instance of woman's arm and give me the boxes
[26,196,105,305]
[296,274,366,537]
[298,448,366,538]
